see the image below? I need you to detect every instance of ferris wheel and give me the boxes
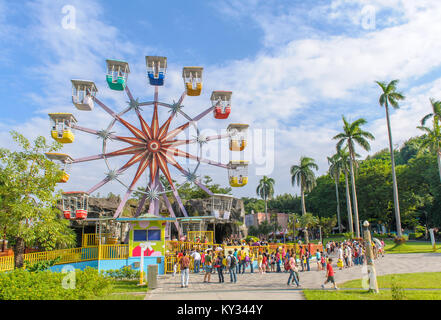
[46,56,250,234]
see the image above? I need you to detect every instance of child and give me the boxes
[321,258,338,290]
[173,261,178,277]
[337,258,344,270]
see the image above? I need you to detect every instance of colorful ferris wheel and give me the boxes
[46,56,250,234]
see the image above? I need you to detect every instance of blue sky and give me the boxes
[2,0,441,200]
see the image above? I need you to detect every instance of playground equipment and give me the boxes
[49,113,77,143]
[54,56,249,238]
[106,60,130,91]
[44,153,73,183]
[62,192,89,220]
[182,67,203,96]
[146,56,167,86]
[228,160,249,187]
[71,80,97,111]
[211,91,232,119]
[227,123,249,151]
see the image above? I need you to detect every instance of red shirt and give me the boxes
[326,263,334,276]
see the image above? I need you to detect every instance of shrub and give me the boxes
[408,232,424,240]
[391,277,406,300]
[25,257,61,272]
[0,267,113,300]
[393,237,407,245]
[105,266,140,280]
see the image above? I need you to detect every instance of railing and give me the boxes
[99,244,129,260]
[187,231,214,244]
[0,244,129,272]
[82,233,111,247]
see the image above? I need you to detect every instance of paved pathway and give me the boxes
[145,253,441,300]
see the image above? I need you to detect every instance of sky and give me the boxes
[2,0,441,200]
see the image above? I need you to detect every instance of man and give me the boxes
[239,247,247,274]
[233,248,239,273]
[227,250,237,283]
[191,249,201,273]
[203,251,213,283]
[321,258,338,290]
[179,251,190,288]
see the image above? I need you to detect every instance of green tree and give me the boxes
[299,213,319,244]
[327,153,343,232]
[333,116,375,237]
[376,79,405,238]
[290,157,319,216]
[318,216,337,238]
[287,213,301,239]
[0,132,76,268]
[256,176,275,217]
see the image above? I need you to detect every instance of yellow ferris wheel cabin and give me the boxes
[44,153,74,183]
[48,113,77,144]
[227,123,249,151]
[228,160,249,187]
[182,67,203,96]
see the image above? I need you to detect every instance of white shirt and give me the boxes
[191,251,201,261]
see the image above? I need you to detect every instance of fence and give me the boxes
[0,244,129,272]
[187,231,214,244]
[82,233,111,247]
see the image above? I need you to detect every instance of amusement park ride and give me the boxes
[46,56,250,236]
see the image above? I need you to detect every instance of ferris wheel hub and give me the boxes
[147,139,161,153]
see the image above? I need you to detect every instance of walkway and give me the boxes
[145,253,441,300]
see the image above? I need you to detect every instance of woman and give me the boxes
[262,253,267,274]
[214,253,224,283]
[257,252,264,274]
[203,251,213,283]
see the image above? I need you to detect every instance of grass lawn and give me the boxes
[384,241,441,254]
[304,272,441,300]
[303,289,441,300]
[340,272,441,289]
[92,280,148,300]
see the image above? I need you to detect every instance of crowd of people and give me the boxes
[174,237,385,289]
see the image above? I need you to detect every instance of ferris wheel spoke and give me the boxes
[116,136,146,146]
[151,103,160,139]
[172,187,189,217]
[105,145,145,157]
[134,108,153,140]
[163,122,191,141]
[174,166,214,196]
[72,154,105,164]
[157,154,175,188]
[117,117,148,141]
[129,155,151,190]
[157,180,182,236]
[193,106,216,122]
[113,190,132,218]
[120,150,149,171]
[124,86,135,102]
[167,147,229,169]
[149,154,159,183]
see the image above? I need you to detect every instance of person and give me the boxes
[287,254,300,287]
[299,246,305,271]
[257,252,264,274]
[305,248,310,271]
[179,251,190,288]
[204,251,213,283]
[214,253,224,283]
[239,247,247,274]
[321,253,327,270]
[321,258,338,290]
[191,249,201,273]
[276,249,281,273]
[233,248,239,273]
[173,260,178,277]
[316,249,322,271]
[227,250,237,283]
[270,253,275,272]
[337,257,344,270]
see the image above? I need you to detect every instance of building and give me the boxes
[245,212,290,231]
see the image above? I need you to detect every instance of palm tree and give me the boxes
[333,116,374,238]
[287,213,301,239]
[376,80,405,238]
[327,153,343,233]
[419,98,441,182]
[256,176,275,220]
[418,124,441,180]
[290,157,319,216]
[299,213,319,244]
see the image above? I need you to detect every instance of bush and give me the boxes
[0,267,113,300]
[393,237,407,245]
[372,233,393,239]
[25,257,61,272]
[104,266,140,280]
[408,232,424,240]
[245,236,259,243]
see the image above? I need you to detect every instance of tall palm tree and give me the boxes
[327,153,344,233]
[290,156,319,216]
[256,176,275,220]
[376,80,405,238]
[419,98,441,182]
[333,116,374,238]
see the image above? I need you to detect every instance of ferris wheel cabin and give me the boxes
[44,153,73,183]
[62,192,89,220]
[106,60,130,91]
[49,113,77,144]
[228,160,249,187]
[71,80,98,111]
[146,56,167,86]
[211,91,232,119]
[182,67,203,96]
[227,123,249,151]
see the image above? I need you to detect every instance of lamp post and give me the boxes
[363,221,379,293]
